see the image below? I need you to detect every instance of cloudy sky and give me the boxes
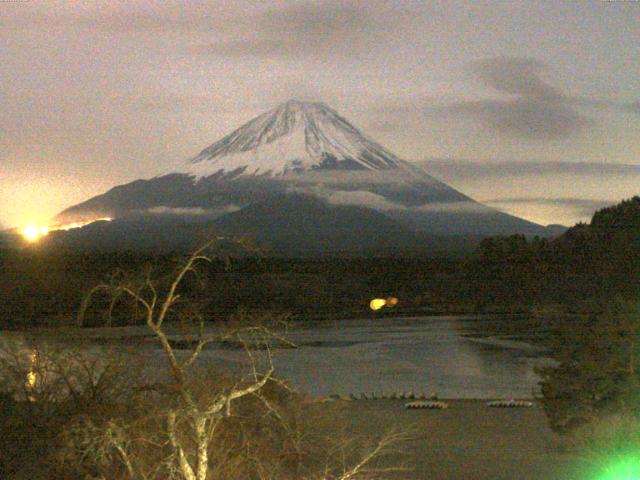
[1,0,639,229]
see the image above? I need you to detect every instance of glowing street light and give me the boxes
[369,298,387,311]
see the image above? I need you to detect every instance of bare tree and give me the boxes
[71,240,413,480]
[0,340,146,478]
[77,240,288,480]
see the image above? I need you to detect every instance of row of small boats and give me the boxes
[326,393,534,410]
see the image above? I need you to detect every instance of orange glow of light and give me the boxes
[370,298,387,311]
[26,349,38,397]
[26,371,37,388]
[22,225,48,242]
[386,297,399,307]
[21,217,113,242]
[55,217,113,231]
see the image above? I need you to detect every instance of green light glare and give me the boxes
[594,456,640,480]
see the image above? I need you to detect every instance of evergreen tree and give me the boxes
[537,299,640,433]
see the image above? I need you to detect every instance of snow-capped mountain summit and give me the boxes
[53,99,554,252]
[185,99,404,178]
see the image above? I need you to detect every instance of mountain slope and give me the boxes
[53,99,551,250]
[211,194,421,254]
[45,195,485,255]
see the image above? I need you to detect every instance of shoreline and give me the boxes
[0,304,533,332]
[309,398,576,480]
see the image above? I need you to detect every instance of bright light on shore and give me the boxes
[26,349,38,401]
[20,217,112,242]
[370,298,387,311]
[22,225,49,242]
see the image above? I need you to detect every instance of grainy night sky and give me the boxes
[1,0,639,228]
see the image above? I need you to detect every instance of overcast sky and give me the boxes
[1,0,639,228]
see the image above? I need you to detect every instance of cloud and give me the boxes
[190,2,392,59]
[145,205,240,216]
[418,159,640,179]
[434,56,640,141]
[326,190,400,211]
[434,57,595,140]
[0,1,243,33]
[438,98,590,140]
[412,159,640,226]
[282,169,414,186]
[323,190,485,214]
[469,57,565,100]
[415,202,487,213]
[484,197,615,217]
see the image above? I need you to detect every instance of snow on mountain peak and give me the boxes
[184,99,404,178]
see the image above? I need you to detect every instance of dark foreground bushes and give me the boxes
[0,243,411,480]
[0,248,467,329]
[0,343,409,480]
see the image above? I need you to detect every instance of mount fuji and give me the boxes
[52,100,552,253]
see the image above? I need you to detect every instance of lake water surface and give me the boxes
[1,316,553,399]
[198,315,553,399]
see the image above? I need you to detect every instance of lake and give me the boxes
[192,315,553,399]
[1,315,553,399]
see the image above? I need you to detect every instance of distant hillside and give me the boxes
[466,196,640,309]
[43,194,483,256]
[211,194,420,254]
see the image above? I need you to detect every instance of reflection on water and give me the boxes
[199,316,553,399]
[1,316,552,399]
